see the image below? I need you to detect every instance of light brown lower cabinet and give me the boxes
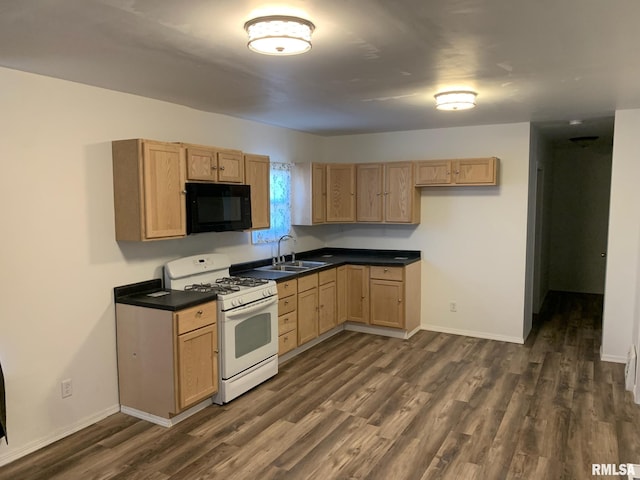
[336,265,347,324]
[318,268,337,334]
[277,278,298,355]
[116,301,218,418]
[344,262,421,330]
[297,273,319,345]
[346,265,370,324]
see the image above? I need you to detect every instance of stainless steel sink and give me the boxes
[282,260,327,268]
[256,260,328,272]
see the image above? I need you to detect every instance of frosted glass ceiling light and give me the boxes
[434,90,477,111]
[244,15,315,56]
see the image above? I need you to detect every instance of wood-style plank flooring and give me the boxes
[2,291,640,479]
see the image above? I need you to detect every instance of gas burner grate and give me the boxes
[216,276,269,288]
[184,283,240,294]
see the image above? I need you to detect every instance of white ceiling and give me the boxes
[1,0,638,140]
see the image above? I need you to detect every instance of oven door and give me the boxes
[220,296,278,379]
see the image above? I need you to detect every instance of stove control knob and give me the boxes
[237,297,243,305]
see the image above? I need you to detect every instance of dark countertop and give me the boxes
[114,279,218,311]
[231,247,421,281]
[114,248,421,310]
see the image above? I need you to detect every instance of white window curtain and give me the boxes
[252,162,292,244]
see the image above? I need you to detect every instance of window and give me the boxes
[252,162,292,244]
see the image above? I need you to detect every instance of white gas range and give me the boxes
[164,253,278,404]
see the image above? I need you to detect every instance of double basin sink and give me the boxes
[256,260,328,273]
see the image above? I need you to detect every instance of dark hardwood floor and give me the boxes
[2,291,639,479]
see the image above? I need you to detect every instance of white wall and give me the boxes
[602,109,640,362]
[0,67,325,466]
[321,123,532,343]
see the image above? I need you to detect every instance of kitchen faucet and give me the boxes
[277,234,295,264]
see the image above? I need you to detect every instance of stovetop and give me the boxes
[184,276,270,295]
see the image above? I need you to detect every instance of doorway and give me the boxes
[529,118,614,325]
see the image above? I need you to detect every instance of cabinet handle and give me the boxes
[181,190,187,194]
[398,299,402,303]
[196,310,203,316]
[211,165,218,170]
[284,300,289,305]
[384,268,388,272]
[220,166,225,171]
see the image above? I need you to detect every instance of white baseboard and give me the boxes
[421,324,525,344]
[120,397,212,427]
[599,344,627,364]
[0,404,120,467]
[344,322,416,339]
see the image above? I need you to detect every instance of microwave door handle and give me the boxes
[224,296,277,319]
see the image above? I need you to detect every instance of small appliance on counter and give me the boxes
[164,253,278,404]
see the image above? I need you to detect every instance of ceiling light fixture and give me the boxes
[244,15,315,56]
[434,90,477,111]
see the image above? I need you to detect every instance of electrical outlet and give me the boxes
[61,379,73,398]
[449,302,457,312]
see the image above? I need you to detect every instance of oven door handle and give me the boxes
[224,296,277,319]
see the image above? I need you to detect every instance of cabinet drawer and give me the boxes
[278,295,296,315]
[297,273,318,292]
[318,268,336,285]
[277,279,297,298]
[278,311,297,335]
[175,301,217,335]
[279,329,298,355]
[370,266,403,281]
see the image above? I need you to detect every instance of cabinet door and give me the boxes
[217,150,245,183]
[346,265,369,323]
[336,266,347,324]
[356,164,384,222]
[326,164,356,222]
[318,281,337,334]
[186,147,217,181]
[453,157,497,185]
[142,141,186,239]
[415,160,452,186]
[177,324,218,410]
[385,162,416,223]
[244,154,270,229]
[297,287,319,345]
[370,280,404,329]
[312,163,326,224]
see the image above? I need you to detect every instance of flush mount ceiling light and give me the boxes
[434,90,477,111]
[244,15,315,56]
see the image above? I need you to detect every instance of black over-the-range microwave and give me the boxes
[185,182,252,234]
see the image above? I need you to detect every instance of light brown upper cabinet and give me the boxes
[325,163,356,222]
[356,162,420,224]
[356,163,384,222]
[415,157,498,186]
[112,139,187,241]
[292,163,326,225]
[183,143,245,183]
[384,162,421,223]
[244,153,270,230]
